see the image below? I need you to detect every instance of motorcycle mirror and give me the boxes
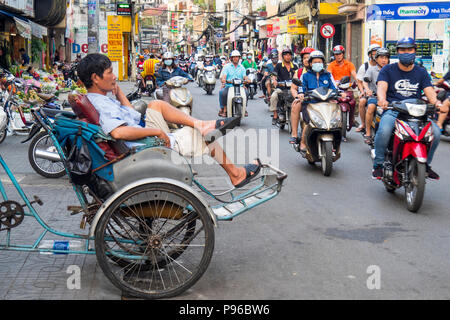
[292,78,302,87]
[340,76,350,84]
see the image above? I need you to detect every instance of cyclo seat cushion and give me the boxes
[68,93,129,160]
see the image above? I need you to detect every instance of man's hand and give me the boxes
[366,89,373,97]
[157,130,171,147]
[295,93,304,101]
[378,99,389,110]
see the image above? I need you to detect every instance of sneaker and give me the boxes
[426,165,440,180]
[372,167,383,180]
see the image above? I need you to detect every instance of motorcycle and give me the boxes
[155,76,193,121]
[135,74,156,97]
[337,76,357,141]
[215,64,222,79]
[378,99,436,213]
[275,80,294,132]
[246,69,258,100]
[202,65,216,95]
[178,60,189,73]
[292,79,343,176]
[225,78,247,125]
[189,61,197,78]
[196,65,205,88]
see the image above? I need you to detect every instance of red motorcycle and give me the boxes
[337,76,357,141]
[381,99,436,213]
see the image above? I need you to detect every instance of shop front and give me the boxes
[366,1,450,74]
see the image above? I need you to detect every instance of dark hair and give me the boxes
[27,66,33,73]
[77,54,112,88]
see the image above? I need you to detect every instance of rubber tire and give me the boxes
[95,182,215,300]
[321,141,333,176]
[405,159,426,213]
[28,131,66,178]
[341,111,348,140]
[0,128,6,144]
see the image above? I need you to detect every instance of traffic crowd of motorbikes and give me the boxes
[1,37,450,214]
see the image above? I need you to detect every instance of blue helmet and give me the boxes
[396,37,416,49]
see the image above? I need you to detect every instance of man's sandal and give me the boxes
[204,117,240,143]
[233,159,262,189]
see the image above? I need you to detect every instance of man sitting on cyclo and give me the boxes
[76,53,261,189]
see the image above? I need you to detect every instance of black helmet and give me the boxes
[375,47,390,59]
[281,47,293,56]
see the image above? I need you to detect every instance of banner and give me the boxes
[13,17,31,39]
[107,16,123,62]
[367,2,450,21]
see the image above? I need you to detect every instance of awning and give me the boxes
[0,9,31,39]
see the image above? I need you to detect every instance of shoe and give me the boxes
[426,165,440,180]
[204,117,240,143]
[272,117,277,125]
[372,167,383,180]
[233,159,262,188]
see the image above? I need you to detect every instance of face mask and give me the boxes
[312,62,324,73]
[164,59,173,66]
[398,53,415,66]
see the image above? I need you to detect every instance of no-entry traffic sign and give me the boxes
[320,23,335,39]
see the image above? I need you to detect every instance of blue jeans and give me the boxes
[373,110,441,168]
[219,87,229,110]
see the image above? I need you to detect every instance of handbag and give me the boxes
[66,127,92,185]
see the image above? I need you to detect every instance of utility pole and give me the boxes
[87,0,100,54]
[248,0,253,55]
[130,0,137,82]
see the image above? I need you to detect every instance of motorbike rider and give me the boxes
[204,54,214,67]
[137,55,145,72]
[327,45,357,83]
[263,50,279,101]
[242,52,257,70]
[434,63,450,130]
[295,47,314,79]
[140,55,160,91]
[218,50,249,117]
[290,50,342,151]
[155,52,192,87]
[372,37,442,180]
[356,44,380,133]
[270,47,298,125]
[362,47,390,143]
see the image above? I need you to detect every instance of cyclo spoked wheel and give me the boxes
[405,158,426,213]
[95,182,215,299]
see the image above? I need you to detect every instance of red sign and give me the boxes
[320,23,335,39]
[267,24,273,37]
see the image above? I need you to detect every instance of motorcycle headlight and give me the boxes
[329,109,342,128]
[309,110,326,128]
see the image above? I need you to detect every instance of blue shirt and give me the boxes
[155,66,192,87]
[377,63,432,102]
[221,62,246,87]
[265,62,277,74]
[299,70,337,94]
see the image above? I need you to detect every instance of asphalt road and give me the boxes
[0,80,448,300]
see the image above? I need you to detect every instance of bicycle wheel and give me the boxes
[28,131,65,178]
[95,182,215,299]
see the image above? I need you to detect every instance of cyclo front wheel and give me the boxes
[95,182,215,299]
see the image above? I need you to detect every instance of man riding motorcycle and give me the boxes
[218,50,249,117]
[270,47,298,125]
[356,44,380,133]
[242,52,257,70]
[263,51,279,102]
[372,37,442,180]
[290,50,342,151]
[140,55,160,92]
[327,45,357,83]
[362,47,390,143]
[434,63,450,130]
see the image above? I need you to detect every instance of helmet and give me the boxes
[332,45,345,55]
[270,51,278,59]
[367,44,381,56]
[139,55,144,59]
[162,52,174,60]
[396,37,416,49]
[230,50,241,58]
[300,47,315,58]
[281,47,293,56]
[375,47,390,59]
[308,50,325,64]
[270,48,279,56]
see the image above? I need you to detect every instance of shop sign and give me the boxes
[367,2,450,21]
[107,16,123,61]
[287,13,308,35]
[117,3,131,16]
[267,24,273,37]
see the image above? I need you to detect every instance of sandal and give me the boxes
[355,126,366,133]
[218,110,227,117]
[289,137,300,144]
[363,135,373,145]
[204,117,240,143]
[233,159,262,188]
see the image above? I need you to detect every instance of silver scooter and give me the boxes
[202,65,216,95]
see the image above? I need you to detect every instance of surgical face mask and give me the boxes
[398,53,415,66]
[164,59,173,66]
[312,62,324,73]
[242,56,246,60]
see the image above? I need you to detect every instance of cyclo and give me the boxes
[0,94,287,299]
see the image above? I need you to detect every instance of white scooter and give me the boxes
[225,79,247,125]
[202,66,216,95]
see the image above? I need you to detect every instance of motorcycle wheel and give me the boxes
[321,140,333,176]
[28,131,65,178]
[404,159,426,213]
[0,128,7,144]
[341,111,348,140]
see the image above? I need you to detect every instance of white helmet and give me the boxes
[163,52,174,60]
[308,50,325,64]
[230,50,241,58]
[367,44,381,56]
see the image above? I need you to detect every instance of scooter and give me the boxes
[379,99,436,213]
[178,60,189,73]
[196,65,205,88]
[275,80,293,132]
[202,65,216,95]
[292,79,343,176]
[337,76,357,141]
[189,60,197,78]
[225,78,247,125]
[246,69,258,100]
[155,76,193,118]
